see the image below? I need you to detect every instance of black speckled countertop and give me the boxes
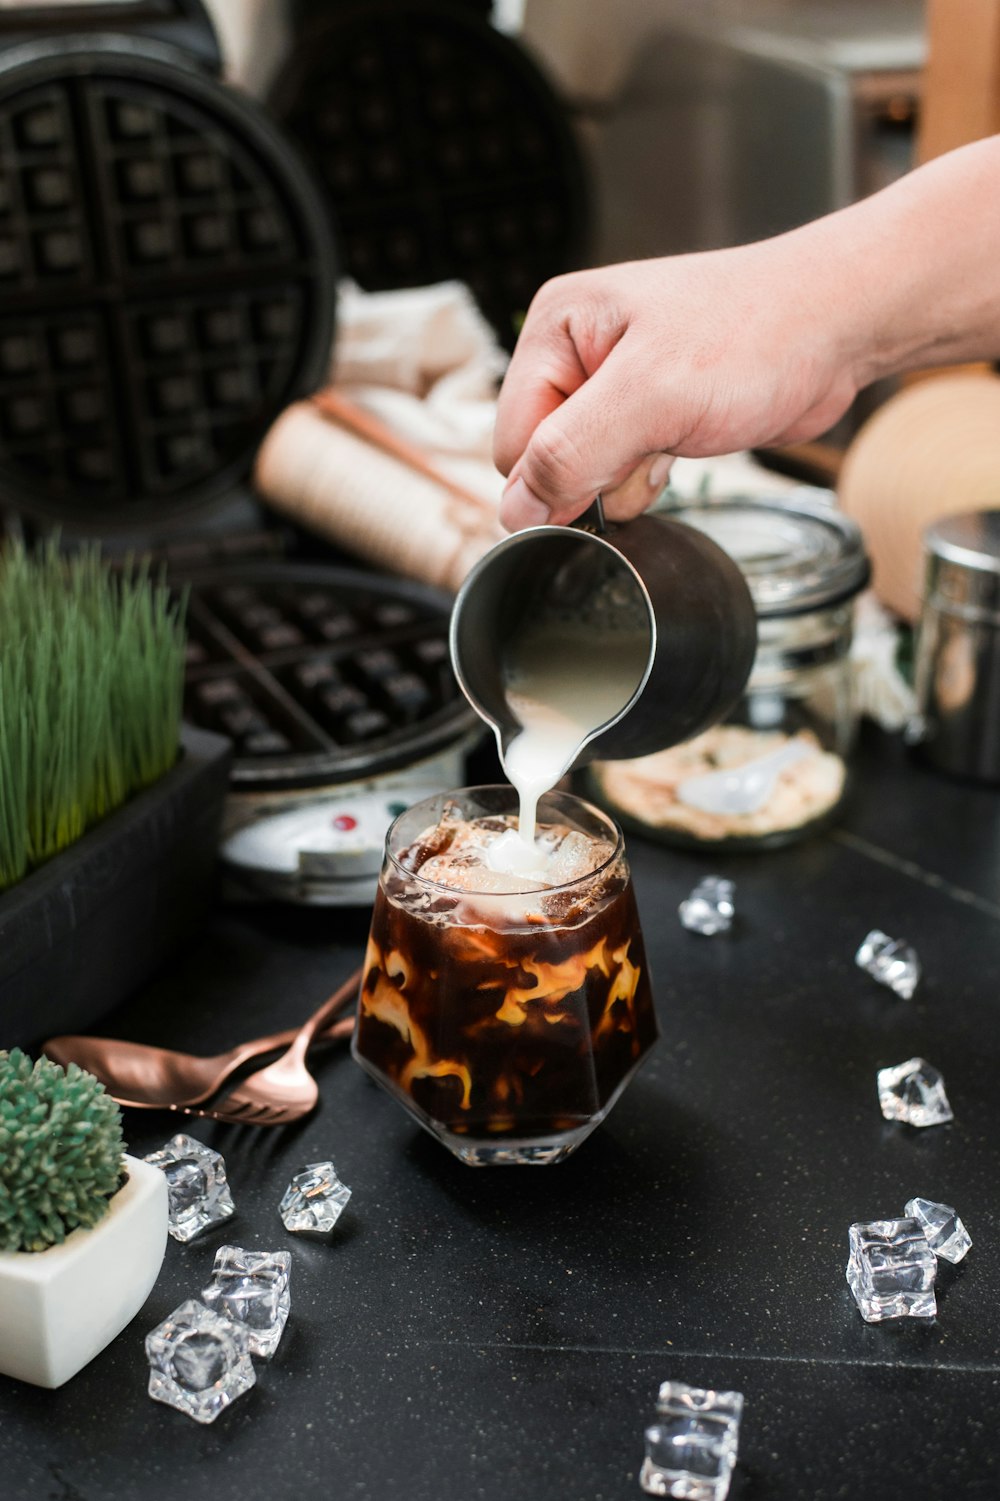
[3,725,999,1501]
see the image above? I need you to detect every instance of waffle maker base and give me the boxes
[181,559,482,903]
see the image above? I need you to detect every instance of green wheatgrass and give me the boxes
[0,1049,126,1254]
[0,539,187,891]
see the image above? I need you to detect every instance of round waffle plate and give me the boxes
[0,35,337,527]
[270,0,588,347]
[180,560,480,792]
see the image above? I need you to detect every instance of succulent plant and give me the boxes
[0,1049,126,1253]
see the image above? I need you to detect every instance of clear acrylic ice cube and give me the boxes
[279,1161,351,1235]
[877,1057,953,1128]
[678,878,735,937]
[904,1197,972,1264]
[146,1299,255,1423]
[144,1134,236,1242]
[640,1381,743,1500]
[855,929,921,999]
[201,1246,291,1359]
[846,1218,937,1322]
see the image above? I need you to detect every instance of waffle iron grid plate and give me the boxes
[181,561,480,794]
[270,0,588,347]
[0,35,337,529]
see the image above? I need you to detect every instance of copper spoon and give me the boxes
[182,977,361,1127]
[43,967,362,1110]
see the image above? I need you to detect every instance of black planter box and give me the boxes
[0,724,232,1047]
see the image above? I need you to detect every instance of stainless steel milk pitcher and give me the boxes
[449,501,758,767]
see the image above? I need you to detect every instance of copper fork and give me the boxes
[183,972,361,1127]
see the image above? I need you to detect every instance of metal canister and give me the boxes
[913,510,1000,782]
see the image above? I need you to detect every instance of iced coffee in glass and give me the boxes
[352,786,657,1165]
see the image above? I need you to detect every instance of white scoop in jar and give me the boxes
[676,739,818,816]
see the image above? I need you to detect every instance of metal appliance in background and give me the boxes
[913,512,1000,784]
[532,0,924,265]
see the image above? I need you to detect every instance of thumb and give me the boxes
[498,346,659,529]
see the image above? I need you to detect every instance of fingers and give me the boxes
[493,366,576,485]
[499,452,674,530]
[493,301,589,480]
[602,453,675,518]
[497,342,668,528]
[499,476,553,529]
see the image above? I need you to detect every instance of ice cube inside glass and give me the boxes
[352,787,658,1165]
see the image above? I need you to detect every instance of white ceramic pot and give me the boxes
[0,1154,168,1388]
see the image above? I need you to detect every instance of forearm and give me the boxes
[493,134,1000,527]
[795,134,1000,387]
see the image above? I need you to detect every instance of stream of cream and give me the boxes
[486,626,649,880]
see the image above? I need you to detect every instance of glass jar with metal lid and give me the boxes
[586,494,871,849]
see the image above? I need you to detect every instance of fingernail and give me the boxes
[647,453,674,491]
[499,477,553,531]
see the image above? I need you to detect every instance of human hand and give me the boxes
[494,232,870,529]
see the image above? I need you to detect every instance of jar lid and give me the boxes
[925,510,1000,574]
[668,495,870,617]
[924,509,1000,620]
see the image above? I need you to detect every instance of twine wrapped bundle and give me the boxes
[254,280,507,594]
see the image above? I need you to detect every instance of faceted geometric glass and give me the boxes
[678,877,735,937]
[352,787,658,1166]
[143,1134,236,1242]
[146,1299,255,1423]
[279,1162,351,1236]
[855,929,921,999]
[877,1058,953,1127]
[640,1382,743,1500]
[846,1219,937,1322]
[201,1246,291,1358]
[904,1197,972,1264]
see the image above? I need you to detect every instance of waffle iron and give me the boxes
[183,559,481,905]
[270,0,588,348]
[0,0,338,529]
[182,560,477,795]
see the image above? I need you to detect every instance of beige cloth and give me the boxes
[254,280,507,593]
